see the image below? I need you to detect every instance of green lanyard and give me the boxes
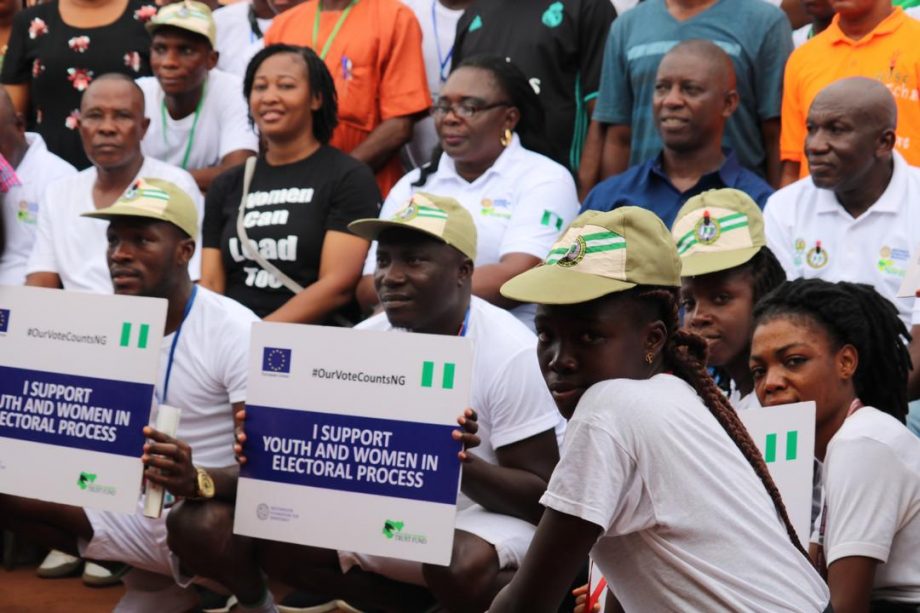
[312,0,358,61]
[160,81,206,170]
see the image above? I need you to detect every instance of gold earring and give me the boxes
[645,352,654,365]
[500,128,512,147]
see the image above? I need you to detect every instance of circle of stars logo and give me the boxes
[265,348,288,372]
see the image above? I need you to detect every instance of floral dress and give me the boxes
[0,0,156,169]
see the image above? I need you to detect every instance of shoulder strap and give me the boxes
[235,157,305,295]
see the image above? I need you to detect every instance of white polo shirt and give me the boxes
[26,156,204,292]
[763,151,920,329]
[213,1,271,79]
[0,133,76,286]
[138,70,258,171]
[362,134,579,326]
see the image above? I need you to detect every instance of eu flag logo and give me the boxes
[0,309,9,333]
[262,347,291,374]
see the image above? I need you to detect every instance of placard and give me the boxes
[0,286,166,513]
[738,401,816,545]
[586,558,608,613]
[897,244,920,297]
[234,323,472,565]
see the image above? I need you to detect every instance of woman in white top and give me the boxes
[672,189,786,411]
[750,278,920,612]
[489,207,829,612]
[357,55,579,327]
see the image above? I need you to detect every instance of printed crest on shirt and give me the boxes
[16,200,38,225]
[480,198,511,219]
[877,244,910,277]
[806,243,828,269]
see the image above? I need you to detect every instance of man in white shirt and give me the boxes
[140,1,258,191]
[0,89,75,286]
[25,74,203,293]
[212,0,305,79]
[164,193,565,613]
[763,77,920,402]
[0,179,257,611]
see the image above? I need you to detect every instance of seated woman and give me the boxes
[200,44,379,324]
[489,207,830,611]
[750,279,920,612]
[672,188,786,410]
[356,54,579,328]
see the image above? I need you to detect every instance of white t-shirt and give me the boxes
[400,0,463,168]
[151,286,257,468]
[543,374,829,611]
[824,407,920,604]
[729,380,761,411]
[0,133,76,286]
[363,134,579,327]
[213,0,271,78]
[138,70,257,171]
[793,23,813,47]
[764,151,920,329]
[26,156,204,292]
[356,295,566,509]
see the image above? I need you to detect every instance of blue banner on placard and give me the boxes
[242,406,461,506]
[0,365,153,457]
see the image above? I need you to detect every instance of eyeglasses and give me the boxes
[430,100,512,119]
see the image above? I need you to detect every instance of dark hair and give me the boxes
[243,44,338,144]
[633,285,809,559]
[746,247,786,304]
[754,278,912,422]
[413,54,550,187]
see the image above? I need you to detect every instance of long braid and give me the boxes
[754,279,912,422]
[639,287,810,559]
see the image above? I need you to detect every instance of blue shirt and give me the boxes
[580,150,774,228]
[593,0,792,175]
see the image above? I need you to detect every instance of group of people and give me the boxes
[0,0,917,610]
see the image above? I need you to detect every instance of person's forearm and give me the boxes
[263,275,356,324]
[191,150,256,192]
[472,263,525,310]
[355,274,378,312]
[349,117,414,171]
[600,124,631,180]
[25,272,62,288]
[578,120,604,200]
[760,120,782,188]
[779,160,801,187]
[460,454,548,525]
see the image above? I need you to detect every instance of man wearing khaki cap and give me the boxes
[139,0,257,191]
[0,178,258,611]
[165,192,565,613]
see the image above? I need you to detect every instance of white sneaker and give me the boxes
[36,549,82,578]
[83,560,126,587]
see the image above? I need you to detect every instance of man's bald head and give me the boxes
[805,77,897,193]
[811,77,897,133]
[81,73,146,116]
[661,39,737,92]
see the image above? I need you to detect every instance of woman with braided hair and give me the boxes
[750,278,920,612]
[489,207,829,612]
[671,189,786,411]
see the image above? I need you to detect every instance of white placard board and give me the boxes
[0,286,166,513]
[738,401,816,545]
[897,244,920,297]
[586,558,608,613]
[234,323,472,565]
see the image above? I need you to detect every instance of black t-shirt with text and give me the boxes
[203,146,381,319]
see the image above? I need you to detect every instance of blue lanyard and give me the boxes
[431,0,453,83]
[458,305,470,337]
[160,285,198,404]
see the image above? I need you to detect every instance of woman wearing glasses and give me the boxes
[356,54,579,328]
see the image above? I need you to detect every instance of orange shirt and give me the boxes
[780,8,920,176]
[265,0,431,196]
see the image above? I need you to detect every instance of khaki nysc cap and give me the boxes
[147,0,217,47]
[348,192,477,261]
[81,177,199,240]
[672,188,766,278]
[500,207,681,305]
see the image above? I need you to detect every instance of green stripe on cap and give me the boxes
[138,188,170,201]
[676,212,750,255]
